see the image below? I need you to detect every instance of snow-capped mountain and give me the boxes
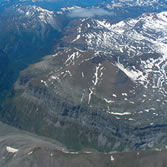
[2,0,167,165]
[0,3,66,104]
[65,12,167,94]
[104,0,162,7]
[0,2,64,64]
[3,10,167,152]
[99,0,167,21]
[0,3,64,49]
[39,11,167,128]
[9,4,62,32]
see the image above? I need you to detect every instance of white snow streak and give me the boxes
[6,146,18,153]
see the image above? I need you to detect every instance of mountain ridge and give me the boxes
[2,10,167,152]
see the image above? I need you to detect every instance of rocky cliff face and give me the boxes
[1,59,134,151]
[0,121,112,167]
[1,121,167,167]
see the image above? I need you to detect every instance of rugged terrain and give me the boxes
[0,121,112,167]
[1,0,167,166]
[2,10,167,152]
[0,2,67,101]
[1,121,167,167]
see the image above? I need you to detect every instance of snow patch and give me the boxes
[110,155,115,161]
[6,146,18,153]
[72,34,81,43]
[107,111,131,116]
[88,88,93,104]
[104,98,115,104]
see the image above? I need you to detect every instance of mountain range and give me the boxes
[1,0,167,166]
[1,7,167,152]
